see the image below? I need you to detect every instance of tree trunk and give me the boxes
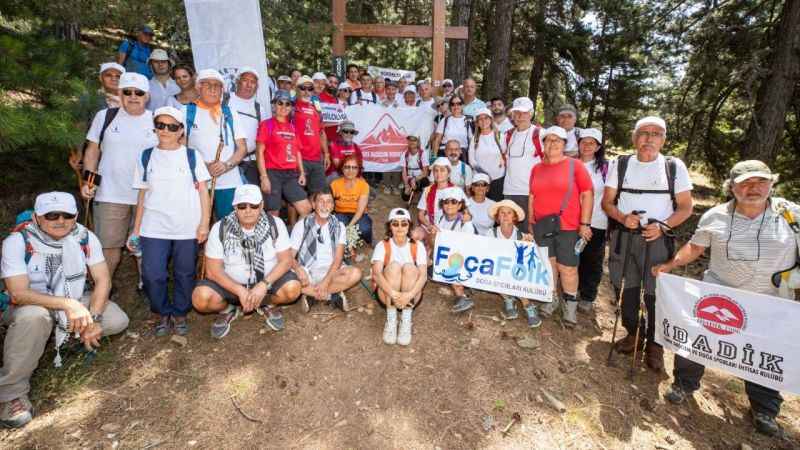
[527,0,547,106]
[484,0,514,99]
[741,0,800,163]
[56,22,81,41]
[445,0,473,85]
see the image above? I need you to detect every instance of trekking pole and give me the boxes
[629,221,653,380]
[198,138,225,280]
[406,186,416,207]
[84,172,97,230]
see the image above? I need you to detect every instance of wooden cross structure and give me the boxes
[331,0,468,84]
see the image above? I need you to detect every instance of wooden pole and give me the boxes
[432,0,446,84]
[332,0,346,56]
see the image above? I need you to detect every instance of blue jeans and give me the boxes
[141,237,198,318]
[335,213,373,244]
[213,188,236,220]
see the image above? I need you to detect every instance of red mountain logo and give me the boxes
[693,294,747,335]
[357,113,408,164]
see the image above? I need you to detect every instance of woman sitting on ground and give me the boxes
[467,173,496,235]
[486,200,540,328]
[331,154,372,246]
[435,187,480,314]
[371,208,427,346]
[167,64,198,108]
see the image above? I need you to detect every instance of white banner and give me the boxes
[656,273,800,394]
[185,0,272,114]
[432,230,554,301]
[367,66,416,82]
[321,103,347,125]
[346,104,435,172]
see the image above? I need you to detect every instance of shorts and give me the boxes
[93,201,135,248]
[239,160,260,185]
[533,229,579,267]
[297,264,347,285]
[265,169,307,211]
[302,160,327,194]
[195,270,299,305]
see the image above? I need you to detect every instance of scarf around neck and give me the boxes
[221,212,274,286]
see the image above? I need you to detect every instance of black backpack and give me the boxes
[613,154,677,210]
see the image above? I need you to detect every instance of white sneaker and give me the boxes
[397,308,413,346]
[383,307,398,345]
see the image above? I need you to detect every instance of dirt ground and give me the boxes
[1,188,798,450]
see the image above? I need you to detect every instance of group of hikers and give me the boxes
[0,25,797,438]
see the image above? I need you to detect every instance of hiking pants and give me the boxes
[0,295,128,402]
[578,227,606,303]
[141,237,197,318]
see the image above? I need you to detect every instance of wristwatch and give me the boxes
[91,313,103,323]
[580,222,591,227]
[261,281,273,291]
[224,161,235,170]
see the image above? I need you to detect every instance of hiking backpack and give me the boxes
[223,92,261,123]
[612,154,677,209]
[140,147,200,189]
[185,102,235,145]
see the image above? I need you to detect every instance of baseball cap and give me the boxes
[338,120,358,134]
[440,187,466,201]
[634,116,667,134]
[557,104,577,117]
[442,79,454,87]
[406,134,419,141]
[99,62,125,75]
[196,69,225,85]
[431,156,451,168]
[35,192,78,216]
[232,184,263,206]
[403,85,417,95]
[577,128,602,144]
[385,79,398,87]
[473,107,492,119]
[388,208,412,222]
[272,90,292,103]
[472,173,491,185]
[277,75,292,82]
[311,72,327,81]
[337,84,352,91]
[237,66,259,80]
[509,97,534,113]
[153,106,184,124]
[140,25,154,35]
[542,126,568,140]
[295,75,313,86]
[729,160,779,184]
[119,72,149,92]
[148,49,170,62]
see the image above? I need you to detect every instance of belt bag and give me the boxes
[532,159,574,241]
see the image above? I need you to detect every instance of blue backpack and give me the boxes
[185,102,235,146]
[141,147,200,189]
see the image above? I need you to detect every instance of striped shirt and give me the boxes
[690,198,799,298]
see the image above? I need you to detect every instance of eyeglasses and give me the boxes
[235,203,261,210]
[342,165,359,170]
[122,89,146,97]
[341,130,357,135]
[43,212,76,221]
[390,221,409,228]
[442,199,460,205]
[275,100,292,107]
[638,131,665,139]
[297,86,314,92]
[725,209,766,262]
[154,121,182,132]
[472,182,489,187]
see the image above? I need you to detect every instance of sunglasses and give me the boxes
[297,86,314,92]
[275,100,292,107]
[235,203,261,210]
[122,89,146,97]
[450,102,462,107]
[341,130,357,135]
[339,89,352,93]
[43,212,76,221]
[342,165,359,170]
[472,182,489,187]
[442,199,460,205]
[390,221,409,228]
[154,121,182,132]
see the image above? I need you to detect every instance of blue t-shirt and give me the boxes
[119,40,152,79]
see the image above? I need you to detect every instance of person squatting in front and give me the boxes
[1,192,129,428]
[192,185,301,339]
[371,208,428,346]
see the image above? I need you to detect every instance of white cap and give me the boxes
[442,78,454,86]
[440,187,466,202]
[578,128,602,144]
[311,72,327,81]
[509,97,534,113]
[542,126,568,140]
[148,49,170,62]
[237,66,259,80]
[431,156,451,168]
[388,208,412,222]
[277,75,292,82]
[403,85,417,95]
[473,107,492,119]
[99,62,125,75]
[35,192,78,216]
[232,184,263,206]
[196,69,225,84]
[472,173,491,185]
[153,106,184,123]
[634,116,667,134]
[296,75,313,86]
[118,72,150,92]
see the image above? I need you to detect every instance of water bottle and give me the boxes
[574,237,587,255]
[127,235,142,257]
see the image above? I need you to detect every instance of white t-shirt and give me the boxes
[495,117,514,134]
[436,115,469,149]
[565,128,579,155]
[183,105,245,190]
[417,185,451,223]
[86,108,158,205]
[468,198,496,235]
[290,218,347,274]
[400,149,429,178]
[147,78,180,111]
[584,159,610,230]
[484,226,521,240]
[226,93,261,157]
[132,146,212,239]
[605,153,692,224]
[349,90,378,105]
[503,126,543,195]
[204,217,292,286]
[468,132,506,181]
[437,216,477,234]
[1,231,105,295]
[371,238,428,267]
[448,161,473,189]
[418,98,435,110]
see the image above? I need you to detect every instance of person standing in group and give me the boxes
[336,84,352,107]
[226,67,264,186]
[184,69,248,219]
[167,64,198,108]
[400,135,430,202]
[503,97,543,229]
[576,128,610,313]
[276,75,293,93]
[293,75,330,195]
[350,73,378,106]
[372,77,387,102]
[461,78,486,118]
[327,121,363,182]
[528,126,594,327]
[116,25,153,78]
[401,86,417,108]
[314,72,340,145]
[81,72,157,281]
[416,80,435,109]
[344,64,362,91]
[437,140,473,190]
[555,105,580,156]
[380,79,400,108]
[467,174,495,235]
[468,108,506,201]
[79,62,125,122]
[441,79,455,98]
[430,95,473,157]
[490,98,514,134]
[602,116,693,371]
[146,49,179,110]
[130,106,211,337]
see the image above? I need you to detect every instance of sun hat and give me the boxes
[489,199,525,222]
[338,120,358,134]
[119,72,149,92]
[232,184,263,206]
[35,192,78,216]
[729,160,779,184]
[148,49,170,62]
[295,75,313,87]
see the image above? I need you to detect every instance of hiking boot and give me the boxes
[539,297,559,318]
[329,292,349,311]
[645,342,664,371]
[577,300,594,313]
[562,300,578,328]
[451,296,474,313]
[397,308,413,346]
[211,305,240,339]
[301,295,318,313]
[501,296,518,320]
[172,317,189,336]
[258,305,285,331]
[665,384,689,404]
[155,316,171,337]
[383,307,398,345]
[751,410,782,437]
[0,396,33,429]
[524,304,542,328]
[614,334,642,355]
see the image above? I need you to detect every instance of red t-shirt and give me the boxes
[328,140,364,176]
[293,98,324,162]
[318,92,340,144]
[256,118,301,170]
[529,158,593,230]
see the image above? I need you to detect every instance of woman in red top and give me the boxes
[255,90,312,218]
[528,126,593,327]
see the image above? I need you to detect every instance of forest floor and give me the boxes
[0,174,798,450]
